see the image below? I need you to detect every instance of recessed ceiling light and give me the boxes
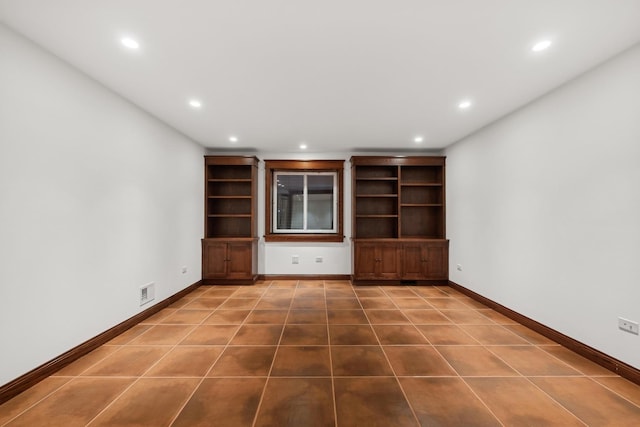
[120,37,140,50]
[299,143,308,150]
[458,99,472,110]
[532,39,552,52]
[229,136,238,143]
[414,136,424,143]
[188,99,202,109]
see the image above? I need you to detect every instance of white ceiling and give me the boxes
[1,1,640,153]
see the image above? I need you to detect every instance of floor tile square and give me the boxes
[489,346,581,376]
[203,310,250,324]
[82,346,170,376]
[400,377,501,426]
[291,297,326,310]
[0,380,70,425]
[1,378,132,426]
[182,297,227,310]
[326,298,362,309]
[391,297,434,309]
[359,297,397,309]
[334,377,416,426]
[180,325,239,345]
[503,324,557,344]
[208,346,277,376]
[459,324,530,345]
[144,346,223,377]
[271,346,331,376]
[373,324,429,345]
[436,346,518,376]
[129,324,194,345]
[330,325,378,345]
[287,310,327,324]
[465,377,585,426]
[542,346,616,376]
[425,298,470,309]
[327,309,369,324]
[245,309,288,324]
[172,378,266,427]
[52,345,120,376]
[416,324,479,345]
[281,324,329,345]
[230,325,283,345]
[254,298,292,310]
[440,309,494,324]
[365,309,411,324]
[383,346,456,376]
[331,346,393,376]
[325,288,356,298]
[219,298,259,310]
[403,309,451,324]
[254,378,334,427]
[89,378,199,426]
[532,377,640,425]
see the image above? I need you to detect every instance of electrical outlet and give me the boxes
[140,282,155,306]
[181,266,188,274]
[315,256,323,263]
[618,317,639,335]
[292,255,299,264]
[456,264,463,271]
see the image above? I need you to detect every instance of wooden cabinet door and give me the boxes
[402,242,448,279]
[377,243,401,279]
[424,243,447,279]
[354,243,377,279]
[402,243,428,279]
[227,242,253,279]
[203,241,228,278]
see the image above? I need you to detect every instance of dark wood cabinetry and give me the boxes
[401,241,448,280]
[202,156,258,285]
[354,242,401,280]
[351,156,448,284]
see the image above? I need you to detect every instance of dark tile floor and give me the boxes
[2,280,640,426]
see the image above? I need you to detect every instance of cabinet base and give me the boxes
[202,276,257,286]
[351,278,449,286]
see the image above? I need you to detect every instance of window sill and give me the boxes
[264,234,345,243]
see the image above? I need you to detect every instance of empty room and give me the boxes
[1,1,640,425]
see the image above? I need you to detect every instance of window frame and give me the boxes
[264,160,344,242]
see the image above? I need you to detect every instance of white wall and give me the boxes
[446,43,640,368]
[0,25,204,385]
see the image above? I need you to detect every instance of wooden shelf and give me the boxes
[203,156,258,284]
[351,156,448,283]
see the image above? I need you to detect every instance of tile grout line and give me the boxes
[250,280,297,427]
[357,285,421,427]
[166,284,253,426]
[85,284,237,426]
[324,280,339,427]
[463,330,590,427]
[589,377,640,410]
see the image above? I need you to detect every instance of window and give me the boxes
[265,160,344,242]
[274,171,337,233]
